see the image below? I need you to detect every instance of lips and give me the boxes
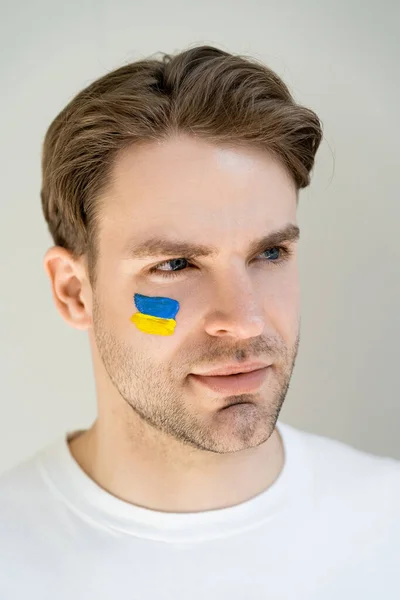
[190,366,270,395]
[192,361,270,376]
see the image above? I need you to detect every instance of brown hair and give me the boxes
[41,44,323,286]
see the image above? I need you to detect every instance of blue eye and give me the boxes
[148,246,293,279]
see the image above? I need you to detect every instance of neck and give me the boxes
[68,411,285,513]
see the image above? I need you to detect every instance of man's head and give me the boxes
[42,45,322,455]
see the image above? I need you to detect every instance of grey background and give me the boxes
[1,0,399,474]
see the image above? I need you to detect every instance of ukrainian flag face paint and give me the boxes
[131,293,180,336]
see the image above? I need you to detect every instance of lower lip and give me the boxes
[190,367,270,395]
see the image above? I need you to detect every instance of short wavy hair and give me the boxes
[41,45,323,285]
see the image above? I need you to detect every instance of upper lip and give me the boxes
[191,361,271,376]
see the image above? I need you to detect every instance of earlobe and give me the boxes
[43,246,92,331]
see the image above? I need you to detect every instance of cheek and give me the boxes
[131,293,180,336]
[264,274,300,341]
[123,266,300,344]
[127,292,190,364]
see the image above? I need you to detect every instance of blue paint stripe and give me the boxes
[134,293,180,319]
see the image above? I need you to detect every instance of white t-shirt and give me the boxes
[0,420,399,600]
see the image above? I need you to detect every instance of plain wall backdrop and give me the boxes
[1,0,399,474]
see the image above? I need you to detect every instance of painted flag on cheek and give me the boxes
[131,293,180,336]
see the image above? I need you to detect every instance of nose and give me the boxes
[203,270,265,339]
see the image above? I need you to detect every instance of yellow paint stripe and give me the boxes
[130,312,176,336]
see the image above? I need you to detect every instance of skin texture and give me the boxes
[43,133,301,513]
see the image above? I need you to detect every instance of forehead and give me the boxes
[100,135,297,242]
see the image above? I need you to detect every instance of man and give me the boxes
[0,45,399,599]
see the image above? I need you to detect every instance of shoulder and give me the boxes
[283,422,400,514]
[0,451,49,509]
[0,440,53,490]
[0,445,61,544]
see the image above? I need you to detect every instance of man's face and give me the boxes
[90,134,300,454]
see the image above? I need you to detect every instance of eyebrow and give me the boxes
[122,223,300,260]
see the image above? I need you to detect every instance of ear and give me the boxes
[43,246,92,331]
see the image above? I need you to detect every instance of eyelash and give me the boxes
[147,245,294,279]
